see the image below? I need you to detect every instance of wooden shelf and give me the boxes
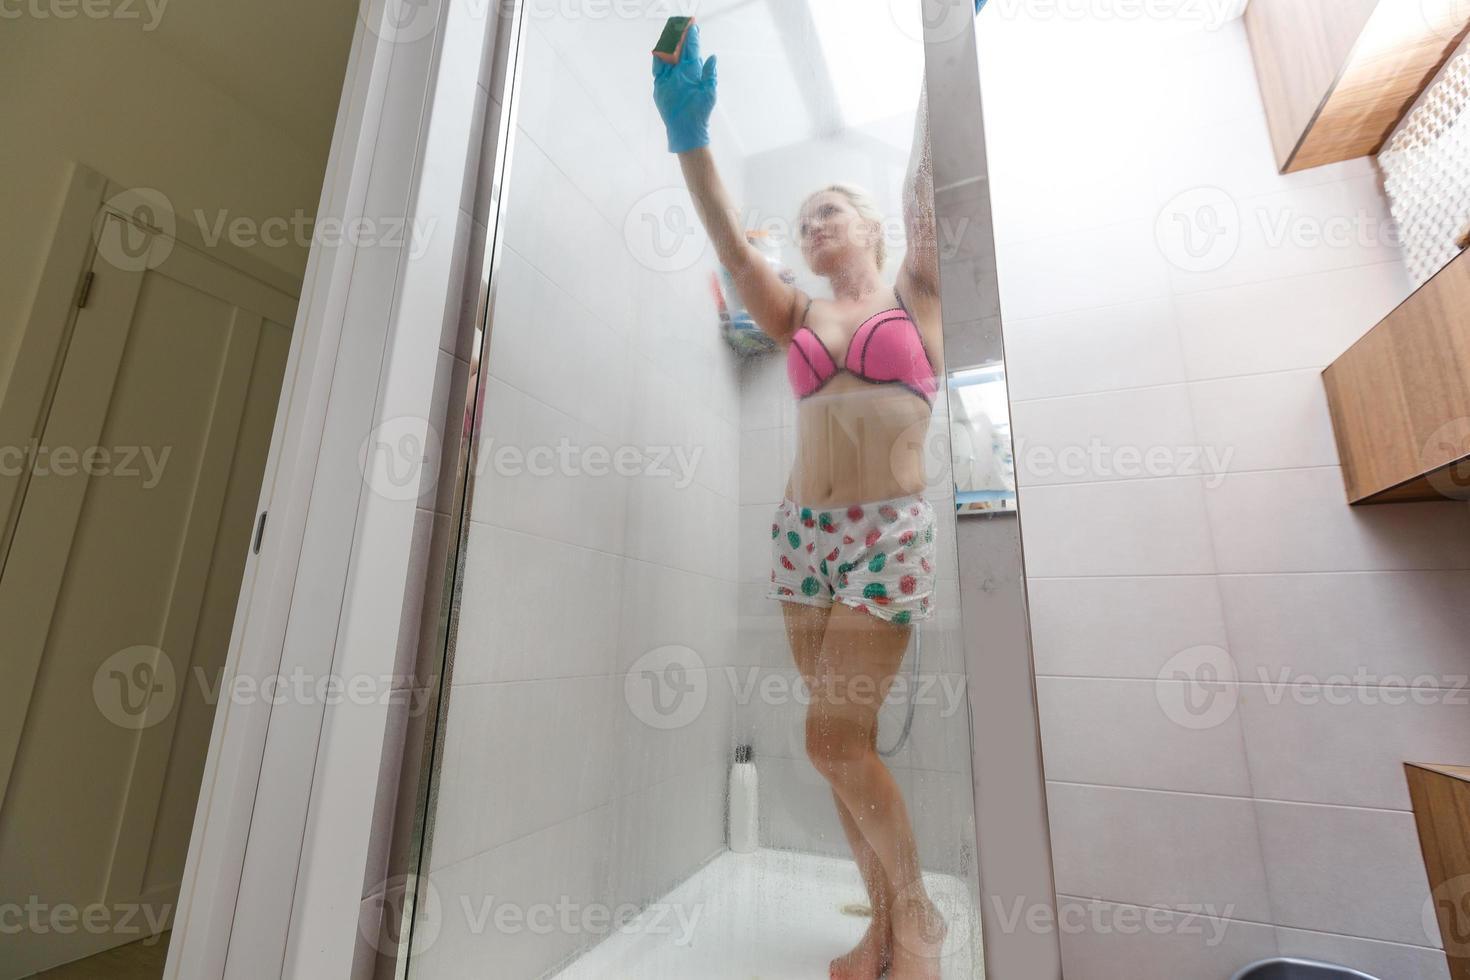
[1323,248,1470,504]
[1246,0,1470,173]
[1405,763,1470,980]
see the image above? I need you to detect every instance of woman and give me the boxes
[654,25,947,980]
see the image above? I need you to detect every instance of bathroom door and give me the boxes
[0,212,295,978]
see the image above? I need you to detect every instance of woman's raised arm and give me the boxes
[653,25,807,346]
[898,84,940,301]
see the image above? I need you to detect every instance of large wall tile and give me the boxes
[1020,478,1217,578]
[1038,677,1253,796]
[1056,897,1278,980]
[453,523,624,686]
[421,806,610,979]
[1004,298,1184,401]
[1275,927,1451,980]
[1046,783,1272,921]
[1218,571,1470,682]
[1013,385,1200,487]
[1204,468,1470,574]
[1188,369,1340,474]
[1255,801,1437,947]
[430,676,617,872]
[1237,687,1470,811]
[1029,576,1229,679]
[1174,261,1410,380]
[997,220,1171,321]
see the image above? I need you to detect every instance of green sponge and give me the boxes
[652,16,695,65]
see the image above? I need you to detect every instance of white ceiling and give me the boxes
[688,0,925,157]
[144,0,360,156]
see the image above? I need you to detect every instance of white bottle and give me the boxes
[728,745,758,854]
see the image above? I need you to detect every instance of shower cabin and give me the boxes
[380,1,1053,977]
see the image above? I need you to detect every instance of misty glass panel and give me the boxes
[408,2,985,977]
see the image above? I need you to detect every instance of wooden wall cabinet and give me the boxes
[1245,0,1470,173]
[1323,248,1470,504]
[1406,763,1470,980]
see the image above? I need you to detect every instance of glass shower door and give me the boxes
[404,2,986,976]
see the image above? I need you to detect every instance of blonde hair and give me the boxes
[802,183,887,271]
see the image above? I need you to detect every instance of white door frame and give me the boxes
[157,0,501,976]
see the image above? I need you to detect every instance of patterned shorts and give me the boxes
[766,495,937,625]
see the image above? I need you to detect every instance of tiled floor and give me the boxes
[555,850,983,979]
[29,933,170,979]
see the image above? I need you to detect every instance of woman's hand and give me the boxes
[652,24,718,154]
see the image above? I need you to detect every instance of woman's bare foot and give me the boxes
[889,894,946,980]
[830,917,893,980]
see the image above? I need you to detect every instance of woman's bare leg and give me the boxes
[804,603,944,980]
[781,602,894,980]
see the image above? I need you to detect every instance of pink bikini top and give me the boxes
[787,293,938,404]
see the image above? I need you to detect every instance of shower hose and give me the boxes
[877,628,921,758]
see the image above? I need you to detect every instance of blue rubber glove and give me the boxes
[652,24,718,154]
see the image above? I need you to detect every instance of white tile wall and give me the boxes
[407,14,742,977]
[984,11,1470,977]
